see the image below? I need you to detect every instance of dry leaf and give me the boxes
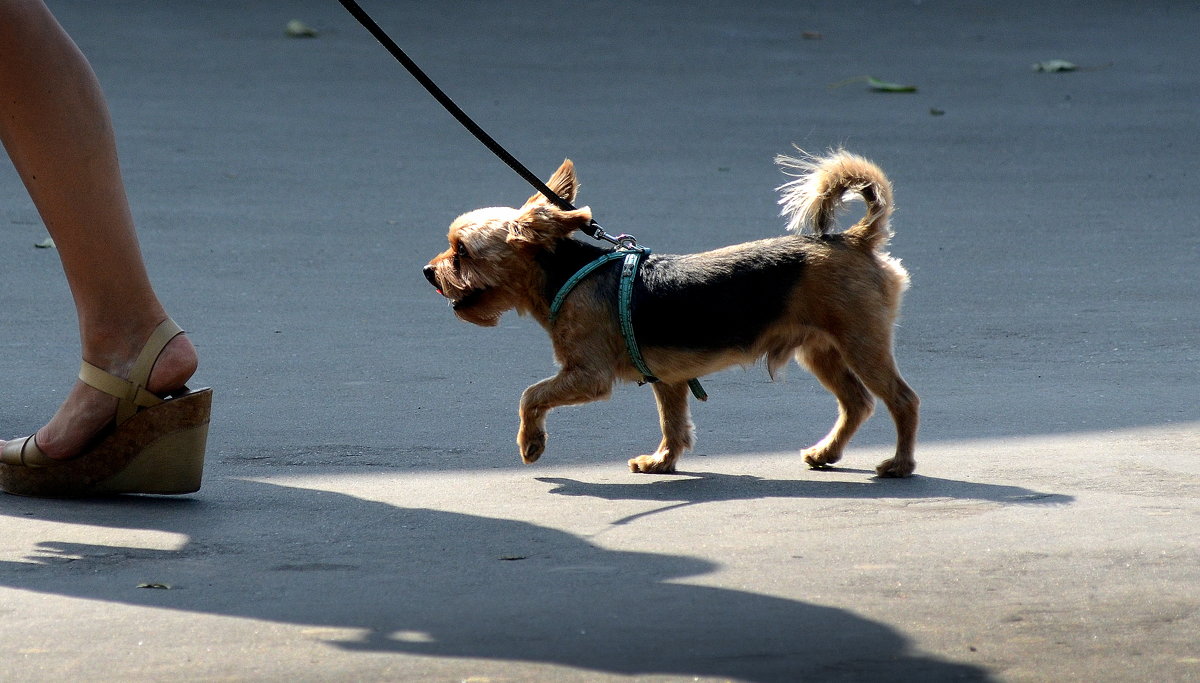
[866,76,918,93]
[1032,59,1077,73]
[828,75,918,92]
[285,20,318,38]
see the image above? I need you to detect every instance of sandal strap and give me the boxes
[1,435,55,467]
[77,319,185,425]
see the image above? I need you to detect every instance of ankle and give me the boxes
[80,319,199,392]
[148,334,199,394]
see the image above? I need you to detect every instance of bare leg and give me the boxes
[0,0,197,459]
[629,381,692,474]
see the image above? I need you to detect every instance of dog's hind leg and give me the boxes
[796,343,875,469]
[629,381,694,474]
[518,368,613,464]
[836,335,920,478]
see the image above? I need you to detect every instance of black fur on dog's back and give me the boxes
[632,236,819,350]
[537,235,827,352]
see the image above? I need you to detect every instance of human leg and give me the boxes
[0,0,199,462]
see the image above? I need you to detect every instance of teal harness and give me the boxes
[549,245,707,401]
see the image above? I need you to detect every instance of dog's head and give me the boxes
[423,159,593,326]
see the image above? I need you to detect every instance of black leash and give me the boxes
[335,0,627,247]
[338,1,706,399]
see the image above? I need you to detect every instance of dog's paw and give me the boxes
[875,456,916,478]
[518,429,546,464]
[802,446,842,469]
[628,454,677,474]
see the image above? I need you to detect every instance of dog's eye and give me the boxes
[456,242,470,259]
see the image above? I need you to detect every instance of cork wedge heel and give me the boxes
[0,319,211,497]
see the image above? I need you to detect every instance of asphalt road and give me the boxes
[2,1,1197,681]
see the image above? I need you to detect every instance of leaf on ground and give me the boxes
[828,75,918,92]
[285,20,318,38]
[1032,59,1077,73]
[866,76,918,93]
[137,582,172,590]
[34,237,55,249]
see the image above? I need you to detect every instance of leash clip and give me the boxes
[614,234,643,251]
[589,220,645,252]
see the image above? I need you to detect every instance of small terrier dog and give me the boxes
[423,150,918,477]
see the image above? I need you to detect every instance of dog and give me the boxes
[423,150,918,477]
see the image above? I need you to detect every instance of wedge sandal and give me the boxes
[1,319,211,497]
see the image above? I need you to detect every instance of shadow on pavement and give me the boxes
[536,471,1070,526]
[1,479,992,681]
[538,471,1071,504]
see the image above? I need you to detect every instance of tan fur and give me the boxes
[424,151,919,477]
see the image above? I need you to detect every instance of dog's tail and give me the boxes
[775,149,894,250]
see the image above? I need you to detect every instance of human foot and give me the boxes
[1,328,198,462]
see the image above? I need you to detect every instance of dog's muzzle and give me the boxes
[422,265,441,293]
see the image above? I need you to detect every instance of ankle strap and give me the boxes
[78,319,184,425]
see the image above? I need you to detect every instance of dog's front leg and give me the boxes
[629,381,694,474]
[518,368,613,464]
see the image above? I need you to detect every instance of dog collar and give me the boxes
[549,247,707,401]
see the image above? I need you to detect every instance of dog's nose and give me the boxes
[422,264,439,289]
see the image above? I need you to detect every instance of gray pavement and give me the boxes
[2,1,1198,680]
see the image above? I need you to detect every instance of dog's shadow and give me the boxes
[537,471,1071,523]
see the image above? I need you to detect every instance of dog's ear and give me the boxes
[508,204,593,246]
[522,159,578,208]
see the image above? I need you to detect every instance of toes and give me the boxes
[875,457,916,478]
[802,447,842,469]
[519,432,545,464]
[628,454,676,474]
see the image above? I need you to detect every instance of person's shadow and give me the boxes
[1,478,998,681]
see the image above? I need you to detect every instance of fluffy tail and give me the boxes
[775,149,895,250]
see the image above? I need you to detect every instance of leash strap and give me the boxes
[338,1,704,399]
[336,0,618,243]
[335,0,565,210]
